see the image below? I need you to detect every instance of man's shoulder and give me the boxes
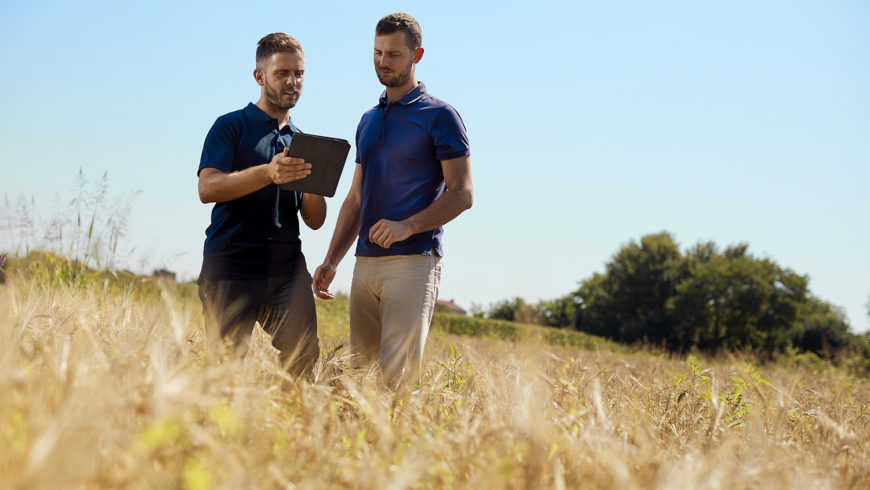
[359,104,380,122]
[415,92,467,134]
[418,90,458,110]
[415,92,465,127]
[213,106,249,126]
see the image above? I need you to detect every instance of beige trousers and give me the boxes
[349,253,443,386]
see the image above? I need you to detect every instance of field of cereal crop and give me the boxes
[1,259,868,489]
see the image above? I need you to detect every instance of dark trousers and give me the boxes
[198,253,319,376]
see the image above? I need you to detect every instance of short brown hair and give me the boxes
[256,33,303,70]
[375,12,422,52]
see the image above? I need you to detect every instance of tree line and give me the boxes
[485,232,869,362]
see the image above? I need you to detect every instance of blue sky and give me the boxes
[2,1,868,331]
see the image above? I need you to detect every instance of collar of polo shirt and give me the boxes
[379,82,428,107]
[244,102,301,133]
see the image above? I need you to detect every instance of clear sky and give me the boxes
[2,1,868,332]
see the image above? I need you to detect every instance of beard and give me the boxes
[263,79,299,112]
[376,58,414,87]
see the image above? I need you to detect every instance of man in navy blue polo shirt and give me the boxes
[197,33,325,376]
[313,13,473,387]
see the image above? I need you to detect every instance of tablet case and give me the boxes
[279,133,351,197]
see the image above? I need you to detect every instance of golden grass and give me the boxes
[1,277,868,489]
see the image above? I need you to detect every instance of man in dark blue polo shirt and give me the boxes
[197,33,325,376]
[313,13,473,387]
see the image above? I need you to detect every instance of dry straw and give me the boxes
[1,273,868,489]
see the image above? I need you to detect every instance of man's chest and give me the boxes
[358,114,435,166]
[235,131,295,169]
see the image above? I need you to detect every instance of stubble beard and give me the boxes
[264,79,298,112]
[377,59,414,88]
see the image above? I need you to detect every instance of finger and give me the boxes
[313,267,334,287]
[284,169,311,179]
[279,170,312,183]
[370,220,389,237]
[370,228,389,246]
[273,148,289,163]
[277,159,312,169]
[313,273,334,297]
[313,272,326,289]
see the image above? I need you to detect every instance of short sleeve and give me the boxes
[354,118,363,163]
[432,105,470,161]
[198,115,239,175]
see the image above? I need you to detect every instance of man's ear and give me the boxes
[413,47,424,63]
[253,68,265,86]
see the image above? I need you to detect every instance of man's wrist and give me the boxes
[259,162,273,185]
[320,259,338,270]
[402,217,421,236]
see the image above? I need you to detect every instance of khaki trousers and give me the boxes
[349,253,443,386]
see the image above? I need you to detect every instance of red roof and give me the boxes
[436,299,466,315]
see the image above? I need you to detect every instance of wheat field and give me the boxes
[1,274,868,489]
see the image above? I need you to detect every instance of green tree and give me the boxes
[666,243,807,356]
[487,297,543,325]
[789,296,853,359]
[575,232,683,343]
[468,302,485,319]
[491,232,855,359]
[487,298,517,321]
[537,295,578,328]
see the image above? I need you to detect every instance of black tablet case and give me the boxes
[279,133,351,197]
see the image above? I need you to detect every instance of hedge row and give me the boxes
[430,313,630,353]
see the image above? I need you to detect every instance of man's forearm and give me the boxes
[403,186,473,235]
[368,156,473,250]
[198,165,270,203]
[199,151,312,203]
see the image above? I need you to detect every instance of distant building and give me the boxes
[436,299,466,316]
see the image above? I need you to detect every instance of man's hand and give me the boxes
[368,219,414,249]
[312,263,337,300]
[267,148,312,185]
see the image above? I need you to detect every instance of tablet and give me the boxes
[279,133,351,197]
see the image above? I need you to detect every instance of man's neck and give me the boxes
[255,99,291,128]
[385,79,419,103]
